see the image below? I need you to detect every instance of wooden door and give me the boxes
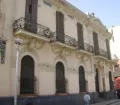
[20,55,35,94]
[56,62,66,93]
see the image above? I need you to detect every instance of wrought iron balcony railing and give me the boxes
[84,43,94,53]
[13,17,54,39]
[52,32,78,47]
[99,48,108,58]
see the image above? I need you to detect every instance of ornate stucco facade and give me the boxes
[0,0,115,103]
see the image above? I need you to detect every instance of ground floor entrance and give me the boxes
[20,55,35,94]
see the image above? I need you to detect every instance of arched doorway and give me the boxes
[109,71,113,91]
[56,62,66,93]
[95,69,100,92]
[20,55,35,94]
[79,66,86,92]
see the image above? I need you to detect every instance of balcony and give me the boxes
[52,32,78,49]
[13,17,94,54]
[13,17,54,42]
[84,43,94,54]
[99,49,108,58]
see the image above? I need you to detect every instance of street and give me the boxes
[91,99,120,105]
[110,101,120,105]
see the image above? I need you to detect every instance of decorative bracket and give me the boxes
[51,44,72,57]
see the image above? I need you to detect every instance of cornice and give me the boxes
[49,0,112,39]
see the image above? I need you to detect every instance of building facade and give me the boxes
[109,26,120,59]
[0,0,115,104]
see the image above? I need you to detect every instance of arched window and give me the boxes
[109,71,113,91]
[0,39,6,64]
[56,62,66,93]
[95,69,100,92]
[79,66,86,92]
[20,55,35,94]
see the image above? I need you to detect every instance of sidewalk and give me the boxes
[91,99,119,105]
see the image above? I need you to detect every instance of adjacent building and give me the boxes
[109,26,120,78]
[0,0,115,104]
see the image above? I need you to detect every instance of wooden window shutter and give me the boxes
[93,32,99,55]
[106,39,111,59]
[56,11,65,43]
[77,23,84,49]
[25,0,32,20]
[25,0,32,31]
[31,0,38,33]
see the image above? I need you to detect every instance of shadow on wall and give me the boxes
[0,91,116,105]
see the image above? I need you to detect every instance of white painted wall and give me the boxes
[109,26,120,59]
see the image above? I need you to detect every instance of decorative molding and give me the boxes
[43,0,52,7]
[58,0,66,5]
[94,57,105,70]
[20,47,38,57]
[105,61,113,69]
[67,14,74,19]
[51,44,72,57]
[16,35,44,56]
[75,51,90,64]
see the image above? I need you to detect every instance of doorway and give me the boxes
[20,55,35,94]
[56,62,66,93]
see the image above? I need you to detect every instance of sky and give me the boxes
[66,0,120,28]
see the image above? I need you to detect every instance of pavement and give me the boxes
[91,99,120,105]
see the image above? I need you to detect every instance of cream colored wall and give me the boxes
[64,15,78,40]
[15,0,25,19]
[37,0,56,32]
[0,0,113,97]
[0,0,17,96]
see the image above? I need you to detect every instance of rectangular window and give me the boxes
[56,11,65,43]
[77,23,84,49]
[93,32,99,55]
[106,39,111,59]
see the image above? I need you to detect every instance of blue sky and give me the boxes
[67,0,120,28]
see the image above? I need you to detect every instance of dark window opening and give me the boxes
[29,4,32,14]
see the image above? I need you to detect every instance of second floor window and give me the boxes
[77,23,84,49]
[93,32,99,55]
[56,11,65,43]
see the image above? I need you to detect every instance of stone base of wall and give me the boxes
[0,91,116,105]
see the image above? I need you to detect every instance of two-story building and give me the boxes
[0,0,115,104]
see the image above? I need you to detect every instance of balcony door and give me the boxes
[25,0,38,33]
[20,55,35,94]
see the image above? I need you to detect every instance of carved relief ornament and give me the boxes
[15,35,44,56]
[75,52,90,64]
[51,44,72,57]
[94,58,104,69]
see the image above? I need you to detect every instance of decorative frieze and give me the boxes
[16,35,44,56]
[43,0,52,7]
[51,44,72,57]
[75,51,90,64]
[67,14,74,19]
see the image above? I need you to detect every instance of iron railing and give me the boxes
[13,17,54,39]
[52,32,78,47]
[13,18,107,56]
[84,43,94,53]
[99,48,108,58]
